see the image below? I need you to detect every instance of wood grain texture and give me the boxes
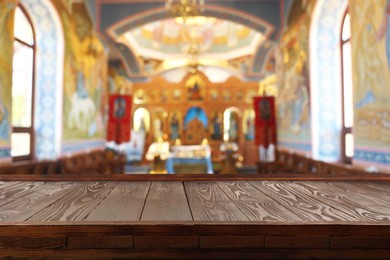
[289,181,390,222]
[312,181,390,207]
[0,181,21,191]
[249,181,370,222]
[185,181,249,221]
[27,181,118,221]
[0,236,65,249]
[216,181,303,221]
[265,235,329,248]
[330,236,390,249]
[0,182,80,222]
[67,235,133,249]
[141,181,192,221]
[85,181,151,221]
[0,181,47,207]
[200,236,264,248]
[134,236,198,249]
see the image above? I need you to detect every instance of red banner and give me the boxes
[253,96,276,147]
[107,94,132,144]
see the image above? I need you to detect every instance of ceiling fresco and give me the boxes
[96,0,287,80]
[122,17,263,60]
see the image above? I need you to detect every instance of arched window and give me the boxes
[12,5,35,161]
[340,10,354,164]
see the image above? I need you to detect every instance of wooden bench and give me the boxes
[59,149,126,174]
[257,149,377,176]
[0,160,58,175]
[0,149,126,175]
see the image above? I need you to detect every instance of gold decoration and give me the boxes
[165,0,204,22]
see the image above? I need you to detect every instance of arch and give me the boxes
[184,107,208,128]
[310,0,347,161]
[133,107,150,132]
[21,0,64,159]
[107,5,275,78]
[12,5,35,161]
[243,109,255,141]
[223,107,241,142]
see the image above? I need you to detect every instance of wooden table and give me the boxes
[1,174,390,259]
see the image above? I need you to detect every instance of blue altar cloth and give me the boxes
[166,157,213,174]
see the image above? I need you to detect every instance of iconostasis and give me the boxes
[132,71,259,165]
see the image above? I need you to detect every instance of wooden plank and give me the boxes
[185,181,249,221]
[85,181,151,221]
[0,236,65,249]
[200,236,264,248]
[265,235,329,248]
[216,181,303,221]
[249,181,359,221]
[27,181,118,221]
[290,182,390,222]
[67,235,133,249]
[141,181,192,221]
[0,182,81,222]
[0,181,21,191]
[3,248,390,260]
[298,181,390,207]
[134,236,198,249]
[331,236,390,249]
[0,181,48,207]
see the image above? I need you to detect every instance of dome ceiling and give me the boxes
[117,16,264,78]
[121,17,264,60]
[98,0,286,80]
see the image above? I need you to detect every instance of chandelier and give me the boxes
[165,0,205,22]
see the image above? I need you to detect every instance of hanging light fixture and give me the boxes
[166,0,205,75]
[165,0,205,22]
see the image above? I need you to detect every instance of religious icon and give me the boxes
[114,96,126,118]
[210,111,222,140]
[188,81,202,101]
[186,75,204,101]
[169,112,180,140]
[107,94,132,144]
[259,98,271,120]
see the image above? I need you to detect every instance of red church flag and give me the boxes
[253,96,276,147]
[107,94,132,144]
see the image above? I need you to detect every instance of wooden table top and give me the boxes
[1,179,390,224]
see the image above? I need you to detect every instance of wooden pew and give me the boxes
[257,149,376,176]
[0,160,58,175]
[59,150,126,175]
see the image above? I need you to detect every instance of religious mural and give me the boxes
[185,74,205,101]
[209,111,223,141]
[153,109,167,140]
[51,0,108,141]
[351,0,390,149]
[243,109,255,141]
[0,0,17,156]
[275,0,315,149]
[169,111,181,141]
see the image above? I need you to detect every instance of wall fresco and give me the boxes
[51,0,108,141]
[275,0,315,151]
[351,0,390,146]
[350,0,390,165]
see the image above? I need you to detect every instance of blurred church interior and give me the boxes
[0,0,389,174]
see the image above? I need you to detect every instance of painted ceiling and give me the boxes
[95,0,288,81]
[122,17,263,60]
